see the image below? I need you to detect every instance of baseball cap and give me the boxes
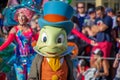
[78,59,87,66]
[105,8,114,13]
[88,8,95,14]
[93,48,103,57]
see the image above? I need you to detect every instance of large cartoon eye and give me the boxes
[57,34,64,43]
[41,32,47,43]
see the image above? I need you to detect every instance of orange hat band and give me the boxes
[44,14,68,22]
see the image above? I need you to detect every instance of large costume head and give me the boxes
[34,1,74,57]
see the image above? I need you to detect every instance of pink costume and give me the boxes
[0,26,38,80]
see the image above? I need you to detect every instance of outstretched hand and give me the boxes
[90,40,98,46]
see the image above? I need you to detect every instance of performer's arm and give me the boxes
[0,27,16,51]
[71,29,91,44]
[0,33,15,51]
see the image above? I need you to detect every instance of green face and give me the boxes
[36,26,67,57]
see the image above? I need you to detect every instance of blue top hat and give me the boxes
[38,1,74,35]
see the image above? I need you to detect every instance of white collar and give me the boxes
[79,13,86,17]
[46,57,64,64]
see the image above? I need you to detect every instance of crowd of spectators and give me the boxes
[70,2,120,80]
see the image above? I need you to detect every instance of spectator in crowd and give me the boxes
[81,24,112,69]
[95,6,113,39]
[82,25,99,37]
[30,14,40,47]
[92,6,113,59]
[71,16,80,30]
[112,14,120,53]
[31,14,40,34]
[106,8,117,29]
[117,10,120,15]
[82,7,113,60]
[93,49,110,80]
[76,59,89,80]
[84,8,96,27]
[113,53,120,80]
[76,2,87,32]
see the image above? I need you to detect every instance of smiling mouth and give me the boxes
[47,52,57,55]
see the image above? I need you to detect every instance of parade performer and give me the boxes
[28,1,75,80]
[0,3,40,80]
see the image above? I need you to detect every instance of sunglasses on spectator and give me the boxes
[78,7,84,8]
